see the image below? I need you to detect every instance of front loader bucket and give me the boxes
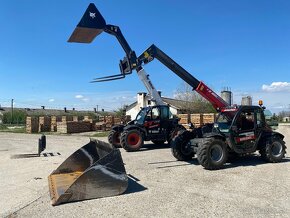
[68,3,106,43]
[48,139,127,206]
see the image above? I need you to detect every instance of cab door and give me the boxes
[144,107,162,136]
[231,108,257,151]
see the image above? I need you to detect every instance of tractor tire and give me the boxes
[168,125,186,144]
[120,129,144,152]
[151,140,166,145]
[171,130,195,161]
[197,139,228,170]
[260,138,286,163]
[108,130,121,148]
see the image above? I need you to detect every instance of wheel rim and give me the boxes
[181,141,192,155]
[271,141,283,157]
[127,133,140,148]
[210,144,223,162]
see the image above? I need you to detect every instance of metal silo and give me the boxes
[241,96,252,106]
[221,87,232,106]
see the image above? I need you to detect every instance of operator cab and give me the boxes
[214,105,266,134]
[213,105,267,152]
[134,105,173,125]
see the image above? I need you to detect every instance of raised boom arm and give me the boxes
[136,45,229,111]
[68,3,228,110]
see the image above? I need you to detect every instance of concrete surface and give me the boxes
[0,125,290,218]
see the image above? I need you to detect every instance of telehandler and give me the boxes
[48,3,286,207]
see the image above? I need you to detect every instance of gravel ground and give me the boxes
[0,125,290,218]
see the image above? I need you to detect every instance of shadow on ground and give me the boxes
[224,155,290,169]
[10,152,61,159]
[148,155,290,170]
[138,142,170,152]
[124,175,147,195]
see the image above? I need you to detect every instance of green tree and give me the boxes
[114,105,128,117]
[2,110,27,124]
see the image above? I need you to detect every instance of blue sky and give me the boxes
[0,0,290,113]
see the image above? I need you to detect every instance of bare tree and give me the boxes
[174,82,215,113]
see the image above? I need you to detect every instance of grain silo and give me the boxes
[221,87,232,106]
[241,96,252,106]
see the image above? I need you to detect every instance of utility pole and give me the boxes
[11,99,14,124]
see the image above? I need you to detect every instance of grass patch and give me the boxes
[0,124,26,133]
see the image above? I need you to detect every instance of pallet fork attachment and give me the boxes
[48,139,128,206]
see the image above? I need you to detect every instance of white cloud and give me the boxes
[75,95,84,99]
[262,82,290,92]
[48,99,55,102]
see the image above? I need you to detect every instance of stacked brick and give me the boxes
[51,116,62,132]
[178,113,216,128]
[190,114,203,127]
[73,116,79,122]
[177,114,190,124]
[105,116,114,130]
[62,116,73,122]
[94,115,131,131]
[57,121,92,134]
[202,113,216,124]
[26,117,39,133]
[38,116,51,132]
[26,114,132,134]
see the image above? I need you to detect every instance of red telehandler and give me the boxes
[128,45,287,170]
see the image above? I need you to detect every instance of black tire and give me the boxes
[260,138,286,163]
[171,130,195,161]
[197,139,228,170]
[120,129,144,152]
[168,125,186,144]
[151,140,166,145]
[108,130,121,148]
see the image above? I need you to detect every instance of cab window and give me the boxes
[236,111,254,131]
[151,107,160,120]
[160,107,170,119]
[256,111,264,127]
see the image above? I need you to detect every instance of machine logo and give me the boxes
[89,12,96,19]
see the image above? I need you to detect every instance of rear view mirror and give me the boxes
[68,3,106,43]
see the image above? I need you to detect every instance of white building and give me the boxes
[126,92,188,119]
[283,117,290,122]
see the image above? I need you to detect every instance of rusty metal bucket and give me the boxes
[48,139,128,206]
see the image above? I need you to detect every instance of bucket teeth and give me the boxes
[48,139,127,206]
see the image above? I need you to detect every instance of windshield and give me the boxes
[215,112,233,133]
[135,107,150,125]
